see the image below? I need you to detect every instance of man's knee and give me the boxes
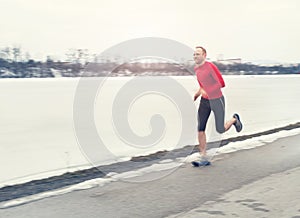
[216,126,225,134]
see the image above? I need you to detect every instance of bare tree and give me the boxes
[0,47,12,60]
[66,48,89,65]
[12,46,21,62]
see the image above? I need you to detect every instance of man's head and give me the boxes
[194,46,207,65]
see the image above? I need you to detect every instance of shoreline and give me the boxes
[1,130,300,217]
[0,122,299,204]
[0,74,300,80]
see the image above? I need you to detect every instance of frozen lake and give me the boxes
[0,75,300,187]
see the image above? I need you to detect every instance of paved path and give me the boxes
[167,166,300,218]
[1,134,300,218]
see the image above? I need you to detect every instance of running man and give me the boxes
[193,46,242,166]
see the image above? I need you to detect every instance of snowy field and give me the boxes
[0,75,300,188]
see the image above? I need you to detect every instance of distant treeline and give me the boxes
[215,62,300,75]
[0,58,299,78]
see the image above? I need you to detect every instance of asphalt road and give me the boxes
[1,134,300,218]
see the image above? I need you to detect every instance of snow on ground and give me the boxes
[0,75,299,187]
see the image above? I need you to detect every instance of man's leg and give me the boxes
[197,98,211,160]
[224,118,236,131]
[212,96,242,133]
[211,97,226,133]
[198,131,207,156]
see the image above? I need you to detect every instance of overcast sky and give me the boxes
[1,0,299,63]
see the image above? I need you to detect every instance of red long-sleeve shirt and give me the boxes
[195,61,225,99]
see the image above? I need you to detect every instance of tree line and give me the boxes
[0,46,299,78]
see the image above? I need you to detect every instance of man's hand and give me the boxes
[194,92,200,101]
[200,88,207,97]
[194,88,207,101]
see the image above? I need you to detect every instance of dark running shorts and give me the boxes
[197,96,225,133]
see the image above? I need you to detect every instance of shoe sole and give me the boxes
[191,161,211,167]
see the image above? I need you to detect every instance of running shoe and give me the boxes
[233,113,243,132]
[191,155,211,167]
[191,160,211,167]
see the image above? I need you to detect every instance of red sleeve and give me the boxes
[209,62,225,88]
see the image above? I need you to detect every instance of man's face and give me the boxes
[193,48,206,64]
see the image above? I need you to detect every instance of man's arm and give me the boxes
[209,62,225,88]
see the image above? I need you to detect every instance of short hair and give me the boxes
[195,46,207,55]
